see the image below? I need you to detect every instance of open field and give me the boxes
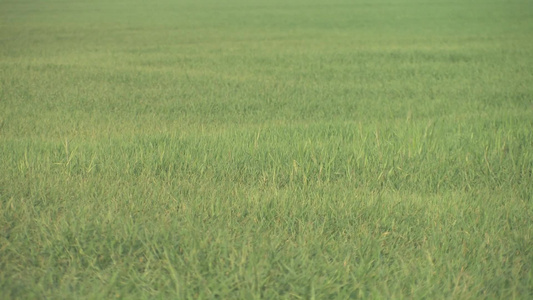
[1,0,532,298]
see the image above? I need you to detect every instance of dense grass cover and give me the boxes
[1,0,532,298]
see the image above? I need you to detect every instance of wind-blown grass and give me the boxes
[1,0,532,298]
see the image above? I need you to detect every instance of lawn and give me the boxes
[1,0,532,298]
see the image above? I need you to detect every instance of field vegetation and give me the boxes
[1,0,532,298]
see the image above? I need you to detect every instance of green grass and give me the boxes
[1,0,532,298]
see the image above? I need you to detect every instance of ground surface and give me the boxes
[1,0,532,298]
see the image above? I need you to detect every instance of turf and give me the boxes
[1,0,532,298]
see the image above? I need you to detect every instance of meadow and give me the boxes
[1,0,532,298]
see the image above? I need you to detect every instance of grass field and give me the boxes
[1,0,532,298]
